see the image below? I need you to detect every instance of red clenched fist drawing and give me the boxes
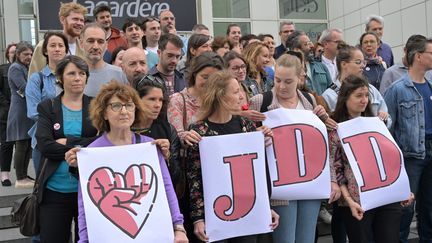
[87,164,158,238]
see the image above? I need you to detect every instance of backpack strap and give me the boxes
[300,90,314,106]
[260,91,273,113]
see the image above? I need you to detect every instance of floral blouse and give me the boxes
[168,88,200,141]
[186,116,256,222]
[329,129,360,207]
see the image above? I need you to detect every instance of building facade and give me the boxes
[0,0,431,64]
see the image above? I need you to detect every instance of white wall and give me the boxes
[329,0,432,63]
[3,0,20,45]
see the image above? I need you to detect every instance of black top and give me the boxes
[205,116,244,135]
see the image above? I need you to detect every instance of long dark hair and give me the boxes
[134,74,168,122]
[331,75,374,123]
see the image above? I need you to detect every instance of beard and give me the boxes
[64,20,81,38]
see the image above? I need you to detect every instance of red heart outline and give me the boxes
[87,164,158,238]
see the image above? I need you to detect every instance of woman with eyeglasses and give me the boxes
[322,42,389,120]
[360,32,387,90]
[35,56,98,243]
[64,81,188,243]
[26,31,69,177]
[132,74,182,191]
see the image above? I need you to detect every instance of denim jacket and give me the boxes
[25,65,62,148]
[384,73,430,159]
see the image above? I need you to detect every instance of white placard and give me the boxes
[337,117,410,211]
[263,108,331,200]
[199,132,272,242]
[77,143,174,242]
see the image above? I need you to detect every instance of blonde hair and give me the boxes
[58,2,88,18]
[198,70,236,120]
[275,53,303,76]
[243,42,269,79]
[89,80,146,132]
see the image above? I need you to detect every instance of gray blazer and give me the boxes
[6,62,33,141]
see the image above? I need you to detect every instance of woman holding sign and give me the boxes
[329,75,413,243]
[187,70,279,242]
[66,81,188,243]
[248,53,339,243]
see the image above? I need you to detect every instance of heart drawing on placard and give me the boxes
[87,164,158,238]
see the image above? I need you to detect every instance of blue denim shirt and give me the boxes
[384,73,430,159]
[25,65,62,148]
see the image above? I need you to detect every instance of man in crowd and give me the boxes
[122,18,159,70]
[93,4,127,62]
[149,34,186,96]
[380,35,432,94]
[286,30,332,95]
[29,2,86,77]
[274,21,295,59]
[80,23,127,97]
[121,47,149,85]
[142,17,161,55]
[384,36,432,243]
[159,10,187,55]
[318,28,344,81]
[365,15,394,67]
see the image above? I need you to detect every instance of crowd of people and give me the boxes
[0,2,431,243]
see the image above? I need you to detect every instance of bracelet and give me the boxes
[174,225,186,234]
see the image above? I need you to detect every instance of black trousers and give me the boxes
[13,139,31,180]
[341,202,403,243]
[39,189,78,243]
[0,122,14,172]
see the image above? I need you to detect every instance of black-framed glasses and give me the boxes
[108,102,135,112]
[231,64,247,72]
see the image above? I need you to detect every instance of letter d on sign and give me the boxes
[342,132,402,192]
[272,124,328,186]
[213,153,257,221]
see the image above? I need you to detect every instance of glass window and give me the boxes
[18,0,34,15]
[212,0,250,18]
[19,19,37,46]
[213,22,251,37]
[279,0,327,20]
[295,23,328,43]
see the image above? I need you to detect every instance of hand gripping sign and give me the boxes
[263,108,331,200]
[77,143,174,242]
[337,117,410,211]
[199,132,272,242]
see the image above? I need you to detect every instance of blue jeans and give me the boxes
[272,199,321,243]
[400,139,432,243]
[32,147,42,177]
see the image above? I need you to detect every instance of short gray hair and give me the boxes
[365,15,384,30]
[319,28,343,43]
[279,21,295,32]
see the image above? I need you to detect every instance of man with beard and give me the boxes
[286,30,332,95]
[121,47,149,85]
[28,2,87,77]
[93,4,127,61]
[149,34,186,96]
[81,23,127,97]
[159,10,188,56]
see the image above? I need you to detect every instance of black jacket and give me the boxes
[134,119,182,186]
[35,94,98,202]
[0,63,11,124]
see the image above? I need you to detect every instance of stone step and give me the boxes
[0,207,14,229]
[0,228,30,243]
